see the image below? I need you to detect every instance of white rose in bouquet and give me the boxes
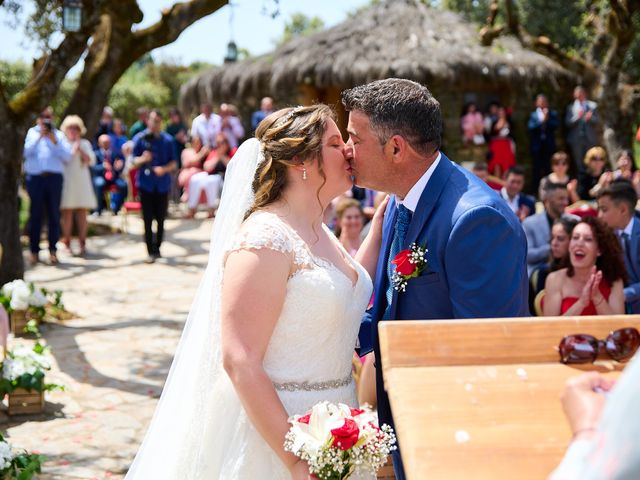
[1,280,27,298]
[0,440,13,469]
[28,288,48,307]
[9,283,30,311]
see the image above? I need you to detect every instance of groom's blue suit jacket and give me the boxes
[359,153,530,431]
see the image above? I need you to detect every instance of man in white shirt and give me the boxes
[219,103,245,149]
[597,180,640,313]
[190,103,221,148]
[500,166,535,222]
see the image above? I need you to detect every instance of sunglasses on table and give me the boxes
[558,327,640,364]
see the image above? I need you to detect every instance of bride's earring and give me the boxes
[302,168,307,181]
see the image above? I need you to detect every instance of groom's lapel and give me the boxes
[388,154,454,320]
[404,154,454,248]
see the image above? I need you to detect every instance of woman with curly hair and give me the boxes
[543,216,626,316]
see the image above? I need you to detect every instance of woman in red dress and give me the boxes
[487,106,516,179]
[543,216,626,316]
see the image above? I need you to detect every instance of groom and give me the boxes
[342,79,529,479]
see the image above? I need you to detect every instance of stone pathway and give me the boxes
[5,212,213,479]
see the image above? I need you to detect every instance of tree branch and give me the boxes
[131,0,228,58]
[8,0,106,117]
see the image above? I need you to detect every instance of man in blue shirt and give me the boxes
[23,107,72,265]
[250,96,273,135]
[132,110,178,263]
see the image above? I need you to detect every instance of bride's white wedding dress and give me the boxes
[205,211,373,478]
[125,139,374,479]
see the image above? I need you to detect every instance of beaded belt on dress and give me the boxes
[273,373,353,392]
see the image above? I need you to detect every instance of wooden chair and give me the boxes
[378,315,640,480]
[533,289,545,316]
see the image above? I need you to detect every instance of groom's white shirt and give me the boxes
[396,152,441,212]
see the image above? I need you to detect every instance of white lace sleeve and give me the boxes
[226,212,313,270]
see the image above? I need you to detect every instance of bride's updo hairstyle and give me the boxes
[247,104,334,217]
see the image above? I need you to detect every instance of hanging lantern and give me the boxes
[63,0,83,32]
[224,41,238,63]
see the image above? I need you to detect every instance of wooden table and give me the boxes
[378,316,640,480]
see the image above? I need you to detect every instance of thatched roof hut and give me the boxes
[180,0,576,166]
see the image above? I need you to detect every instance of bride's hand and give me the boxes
[289,459,314,479]
[370,195,390,236]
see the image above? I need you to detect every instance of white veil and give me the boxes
[125,138,263,479]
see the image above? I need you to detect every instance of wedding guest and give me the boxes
[577,146,611,201]
[530,216,578,298]
[178,136,210,200]
[460,102,485,146]
[93,134,127,215]
[597,180,640,313]
[565,86,599,172]
[23,107,72,265]
[251,96,273,134]
[472,161,503,191]
[219,103,245,149]
[543,216,625,316]
[191,102,221,148]
[202,132,236,178]
[528,94,559,192]
[129,107,149,139]
[538,151,577,202]
[523,182,570,275]
[612,149,636,181]
[165,107,188,166]
[483,100,500,141]
[60,115,96,256]
[109,118,128,157]
[500,166,535,222]
[488,106,516,178]
[549,351,640,479]
[132,109,178,263]
[335,198,365,256]
[184,132,232,219]
[94,106,114,146]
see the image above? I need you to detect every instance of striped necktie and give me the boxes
[383,204,412,319]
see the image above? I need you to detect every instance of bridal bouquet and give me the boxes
[284,402,396,479]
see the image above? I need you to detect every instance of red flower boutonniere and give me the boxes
[391,243,428,292]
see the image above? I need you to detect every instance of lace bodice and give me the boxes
[227,211,373,416]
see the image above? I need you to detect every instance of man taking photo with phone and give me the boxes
[23,106,72,265]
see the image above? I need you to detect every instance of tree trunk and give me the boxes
[0,122,28,285]
[64,15,135,138]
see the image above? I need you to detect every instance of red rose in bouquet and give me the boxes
[391,249,416,276]
[330,418,360,451]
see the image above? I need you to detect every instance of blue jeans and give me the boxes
[25,173,63,254]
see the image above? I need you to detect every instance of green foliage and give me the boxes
[435,0,640,83]
[0,432,44,480]
[0,343,63,395]
[277,13,325,46]
[0,61,31,100]
[107,59,213,127]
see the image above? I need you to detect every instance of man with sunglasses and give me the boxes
[23,107,72,265]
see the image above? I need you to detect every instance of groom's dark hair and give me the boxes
[341,78,442,156]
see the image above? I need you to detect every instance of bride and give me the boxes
[125,104,385,479]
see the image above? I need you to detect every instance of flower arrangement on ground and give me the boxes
[0,343,62,396]
[0,280,66,332]
[284,401,396,480]
[0,432,44,480]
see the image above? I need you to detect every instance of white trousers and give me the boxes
[188,172,223,209]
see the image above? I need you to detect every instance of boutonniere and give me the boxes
[391,243,428,292]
